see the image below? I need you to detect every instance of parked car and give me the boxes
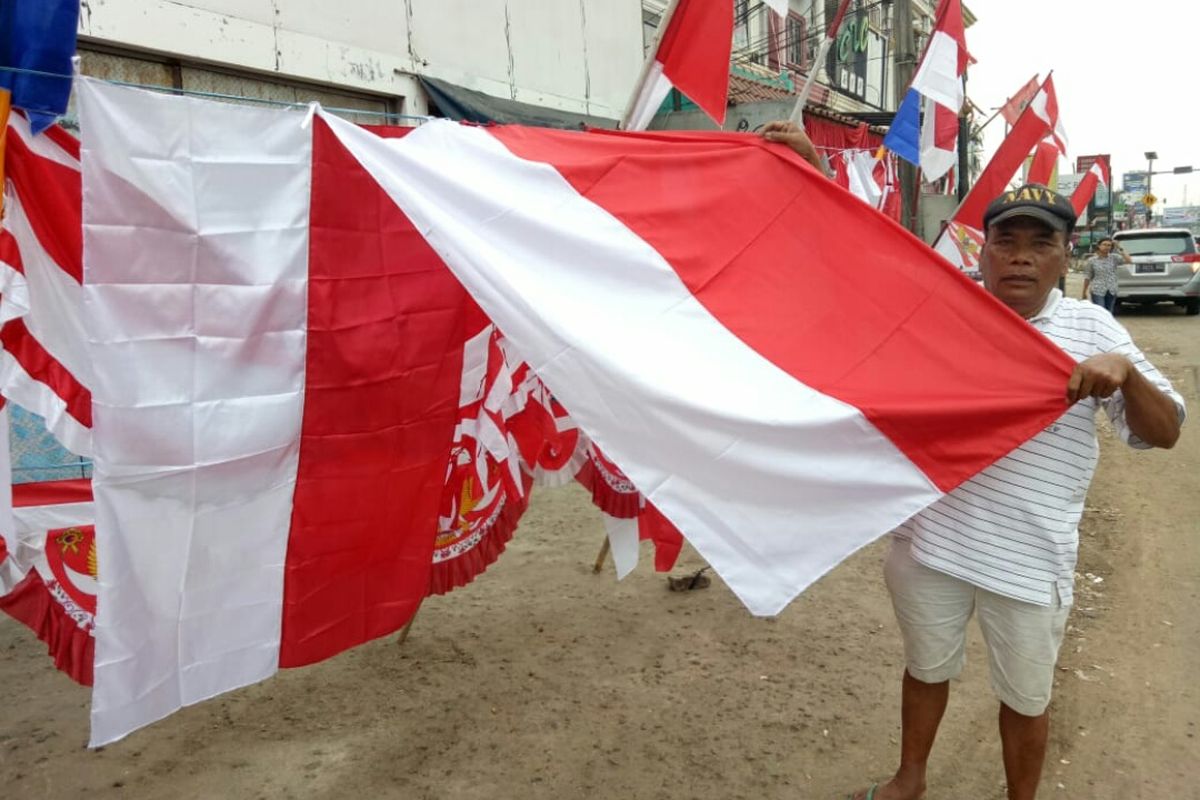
[1112,228,1200,315]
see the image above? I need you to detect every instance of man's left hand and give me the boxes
[1067,353,1133,403]
[761,120,824,172]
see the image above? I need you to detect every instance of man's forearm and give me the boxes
[1122,367,1182,448]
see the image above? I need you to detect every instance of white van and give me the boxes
[1112,228,1200,315]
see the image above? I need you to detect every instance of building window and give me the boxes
[786,11,808,69]
[734,0,750,49]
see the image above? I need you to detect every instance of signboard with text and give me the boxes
[1163,206,1200,228]
[825,0,887,106]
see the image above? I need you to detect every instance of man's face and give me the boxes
[980,217,1069,318]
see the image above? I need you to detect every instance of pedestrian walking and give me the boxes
[1081,237,1131,312]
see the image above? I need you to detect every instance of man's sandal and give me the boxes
[847,784,878,800]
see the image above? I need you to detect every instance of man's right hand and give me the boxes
[761,120,824,173]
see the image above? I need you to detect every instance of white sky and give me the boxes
[965,0,1199,208]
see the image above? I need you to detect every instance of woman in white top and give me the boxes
[1081,237,1132,312]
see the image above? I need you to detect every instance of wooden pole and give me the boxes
[894,0,918,234]
[592,537,611,573]
[396,610,418,646]
[619,0,684,130]
[787,0,854,127]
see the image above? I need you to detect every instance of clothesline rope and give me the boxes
[0,64,432,123]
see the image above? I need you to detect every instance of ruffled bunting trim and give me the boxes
[427,494,529,597]
[529,438,590,489]
[0,570,93,686]
[574,460,641,519]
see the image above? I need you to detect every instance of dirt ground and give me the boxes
[2,273,1198,799]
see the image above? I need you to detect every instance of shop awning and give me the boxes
[419,76,617,130]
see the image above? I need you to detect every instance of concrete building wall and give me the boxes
[76,0,644,120]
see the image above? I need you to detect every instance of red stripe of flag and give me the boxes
[278,120,469,667]
[4,126,82,283]
[0,317,92,428]
[491,125,1074,492]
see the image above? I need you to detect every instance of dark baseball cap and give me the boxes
[983,183,1077,234]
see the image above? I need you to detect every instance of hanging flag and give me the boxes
[622,0,733,130]
[881,0,971,181]
[1070,158,1110,217]
[0,0,81,134]
[0,111,92,454]
[79,79,1078,743]
[0,477,96,686]
[999,74,1040,126]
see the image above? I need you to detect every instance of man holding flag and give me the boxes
[851,185,1184,800]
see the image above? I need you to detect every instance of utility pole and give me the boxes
[893,0,917,233]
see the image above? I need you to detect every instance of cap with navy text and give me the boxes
[983,184,1077,234]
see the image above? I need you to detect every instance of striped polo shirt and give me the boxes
[894,289,1186,607]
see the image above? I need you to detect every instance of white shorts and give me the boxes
[884,538,1070,717]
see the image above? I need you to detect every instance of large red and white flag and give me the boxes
[79,80,1075,744]
[623,0,733,130]
[1070,158,1110,217]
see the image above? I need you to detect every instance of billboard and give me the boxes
[1122,171,1148,217]
[1163,207,1200,228]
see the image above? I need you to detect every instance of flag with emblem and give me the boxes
[0,478,96,685]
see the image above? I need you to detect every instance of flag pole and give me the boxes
[0,89,10,220]
[620,0,685,130]
[788,0,853,126]
[932,71,1054,251]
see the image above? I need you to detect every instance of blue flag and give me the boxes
[0,0,80,133]
[882,88,921,168]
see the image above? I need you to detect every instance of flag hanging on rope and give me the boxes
[0,478,96,686]
[623,0,734,130]
[0,111,92,454]
[2,84,684,739]
[0,0,81,133]
[881,0,971,180]
[80,79,1075,744]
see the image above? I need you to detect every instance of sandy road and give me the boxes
[0,274,1196,799]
